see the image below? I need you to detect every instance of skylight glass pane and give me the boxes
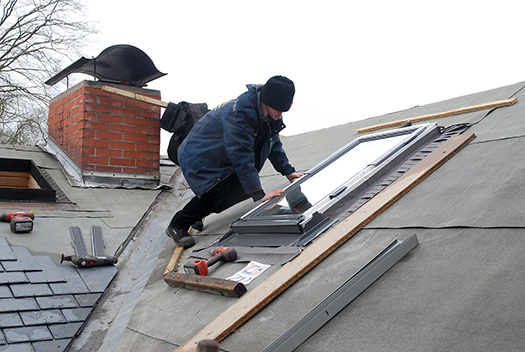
[258,133,409,216]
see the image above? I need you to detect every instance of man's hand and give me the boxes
[260,189,285,202]
[286,172,303,183]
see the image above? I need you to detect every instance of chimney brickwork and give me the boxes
[48,81,162,186]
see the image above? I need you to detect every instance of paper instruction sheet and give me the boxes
[227,261,271,285]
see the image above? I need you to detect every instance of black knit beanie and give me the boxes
[261,76,295,112]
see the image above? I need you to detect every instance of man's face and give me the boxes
[267,106,283,121]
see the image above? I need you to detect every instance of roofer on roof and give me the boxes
[166,75,302,248]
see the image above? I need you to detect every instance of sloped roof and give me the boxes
[2,79,525,352]
[109,80,524,352]
[0,144,177,351]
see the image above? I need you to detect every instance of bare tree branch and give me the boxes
[0,0,96,145]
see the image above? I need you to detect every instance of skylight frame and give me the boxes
[0,158,56,202]
[224,123,441,246]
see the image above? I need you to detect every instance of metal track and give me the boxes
[69,226,88,257]
[263,234,419,352]
[91,225,106,258]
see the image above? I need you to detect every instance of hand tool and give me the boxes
[164,271,247,298]
[61,225,118,268]
[0,211,34,233]
[60,254,118,268]
[184,247,237,276]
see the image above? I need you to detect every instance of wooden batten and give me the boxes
[357,98,518,134]
[0,171,41,189]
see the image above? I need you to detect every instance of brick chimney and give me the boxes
[47,80,162,188]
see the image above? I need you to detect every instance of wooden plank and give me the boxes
[101,85,169,108]
[164,227,197,275]
[27,174,40,189]
[357,98,517,134]
[164,272,247,298]
[0,171,28,178]
[0,179,27,188]
[175,132,476,351]
[0,171,30,188]
[164,246,185,275]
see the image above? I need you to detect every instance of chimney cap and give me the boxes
[45,44,166,87]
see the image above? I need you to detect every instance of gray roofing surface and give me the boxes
[1,79,525,351]
[0,143,174,351]
[0,236,116,351]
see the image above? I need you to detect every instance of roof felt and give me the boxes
[2,79,525,352]
[114,80,524,352]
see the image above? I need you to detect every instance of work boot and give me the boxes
[191,219,204,232]
[165,225,195,248]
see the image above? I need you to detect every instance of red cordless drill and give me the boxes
[184,247,238,276]
[0,211,34,233]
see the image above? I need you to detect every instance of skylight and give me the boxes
[0,158,56,202]
[256,133,410,218]
[218,123,442,247]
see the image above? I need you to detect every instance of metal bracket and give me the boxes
[263,233,419,352]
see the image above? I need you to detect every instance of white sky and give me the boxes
[83,1,525,152]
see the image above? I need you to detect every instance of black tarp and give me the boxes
[45,45,166,87]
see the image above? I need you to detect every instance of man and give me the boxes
[166,75,302,248]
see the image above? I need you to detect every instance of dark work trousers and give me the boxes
[170,174,251,229]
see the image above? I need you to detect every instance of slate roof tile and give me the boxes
[0,238,16,262]
[0,287,12,299]
[36,295,78,310]
[0,343,34,352]
[32,339,70,352]
[0,313,22,328]
[74,293,101,308]
[61,308,91,322]
[10,284,53,298]
[49,266,89,295]
[19,310,65,325]
[2,248,42,272]
[26,257,66,284]
[3,325,52,343]
[75,266,117,293]
[0,236,116,351]
[0,298,38,313]
[0,272,28,285]
[0,345,34,352]
[48,322,83,340]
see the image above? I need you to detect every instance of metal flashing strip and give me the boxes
[91,225,106,258]
[44,139,83,184]
[263,234,419,352]
[70,226,88,258]
[45,139,160,189]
